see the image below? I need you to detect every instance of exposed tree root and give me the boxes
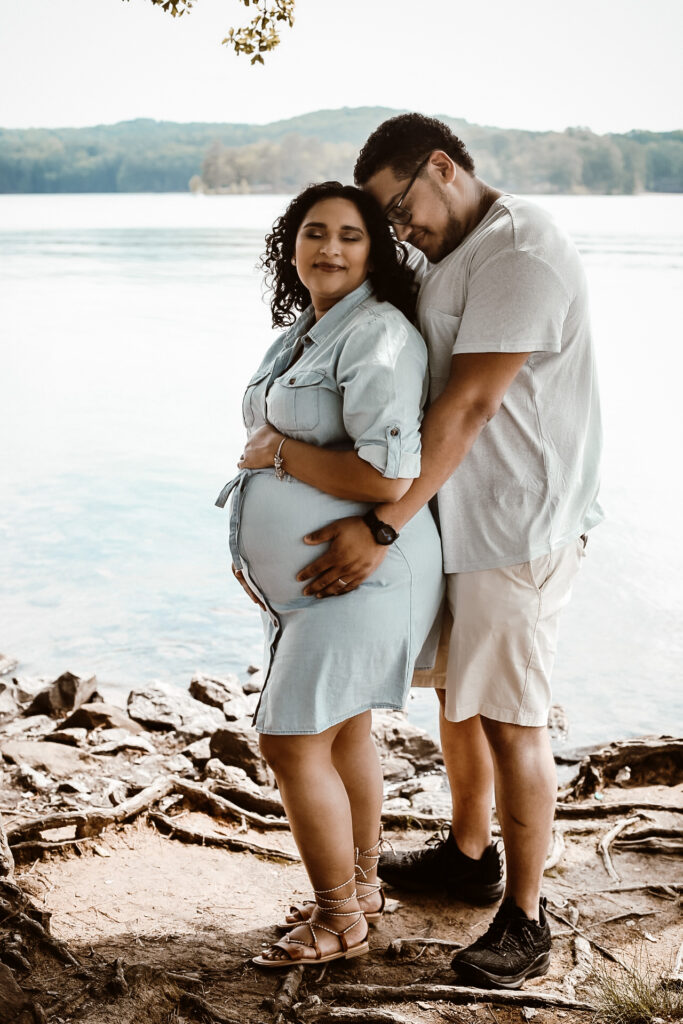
[597,814,645,882]
[149,810,300,861]
[545,906,635,974]
[385,936,463,958]
[320,982,596,1011]
[555,799,682,818]
[271,965,304,1024]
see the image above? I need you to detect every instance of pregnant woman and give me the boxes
[216,182,443,968]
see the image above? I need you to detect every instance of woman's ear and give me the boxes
[291,256,297,265]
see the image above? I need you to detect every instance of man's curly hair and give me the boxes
[260,181,418,328]
[354,113,475,186]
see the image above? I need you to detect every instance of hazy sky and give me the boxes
[1,0,681,134]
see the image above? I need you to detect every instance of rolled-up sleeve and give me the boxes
[336,313,428,480]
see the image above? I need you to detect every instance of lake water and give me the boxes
[1,193,682,751]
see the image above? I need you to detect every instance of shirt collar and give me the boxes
[286,279,374,348]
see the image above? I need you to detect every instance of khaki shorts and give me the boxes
[412,538,587,727]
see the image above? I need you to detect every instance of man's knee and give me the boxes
[480,716,548,752]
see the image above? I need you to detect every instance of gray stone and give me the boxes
[0,655,19,677]
[51,728,88,746]
[189,673,251,721]
[548,703,569,744]
[382,755,416,783]
[90,728,156,755]
[383,796,412,812]
[0,961,29,1017]
[0,714,55,738]
[204,758,262,795]
[17,763,54,792]
[183,736,212,767]
[242,669,264,694]
[10,675,49,703]
[27,671,99,718]
[409,789,453,817]
[163,753,194,774]
[209,718,270,785]
[127,681,226,741]
[0,683,21,723]
[1,739,96,779]
[62,702,144,733]
[399,772,446,798]
[372,711,442,771]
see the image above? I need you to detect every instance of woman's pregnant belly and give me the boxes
[236,471,370,606]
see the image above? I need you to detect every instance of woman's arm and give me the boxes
[239,423,410,503]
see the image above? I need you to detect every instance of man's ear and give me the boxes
[429,150,457,184]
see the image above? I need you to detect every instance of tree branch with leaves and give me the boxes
[123,0,296,63]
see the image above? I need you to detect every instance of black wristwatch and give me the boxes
[362,508,400,546]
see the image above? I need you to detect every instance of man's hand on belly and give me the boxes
[297,516,388,597]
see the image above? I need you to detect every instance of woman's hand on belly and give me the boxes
[239,424,284,470]
[232,563,266,610]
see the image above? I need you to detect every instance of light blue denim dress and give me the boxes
[217,280,444,735]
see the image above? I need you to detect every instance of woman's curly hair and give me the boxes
[260,181,418,329]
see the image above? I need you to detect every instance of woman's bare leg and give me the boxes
[331,711,384,914]
[259,720,368,959]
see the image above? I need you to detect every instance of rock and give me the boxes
[372,711,442,772]
[1,739,95,779]
[0,714,55,738]
[209,718,270,785]
[51,728,88,746]
[409,790,453,817]
[10,675,49,704]
[383,796,412,812]
[105,780,129,806]
[521,1009,538,1021]
[382,755,416,783]
[57,777,91,795]
[243,669,264,695]
[26,671,98,718]
[127,681,226,741]
[0,655,19,676]
[17,763,54,792]
[204,759,262,794]
[0,683,22,722]
[183,737,212,767]
[205,759,284,816]
[548,703,569,744]
[399,772,445,798]
[163,753,194,774]
[62,701,144,734]
[189,673,251,721]
[0,962,29,1018]
[90,728,156,755]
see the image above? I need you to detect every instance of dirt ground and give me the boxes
[12,782,682,1024]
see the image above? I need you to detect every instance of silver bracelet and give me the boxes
[274,437,287,480]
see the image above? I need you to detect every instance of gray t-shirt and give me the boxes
[411,194,604,573]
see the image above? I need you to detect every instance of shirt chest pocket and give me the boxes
[267,369,326,432]
[242,369,270,429]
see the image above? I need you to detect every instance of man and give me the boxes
[296,113,603,989]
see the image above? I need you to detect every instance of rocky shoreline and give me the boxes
[0,655,681,1024]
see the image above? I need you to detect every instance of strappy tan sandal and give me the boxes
[253,875,369,969]
[276,835,386,931]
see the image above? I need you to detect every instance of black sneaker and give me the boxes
[451,896,551,989]
[377,828,504,905]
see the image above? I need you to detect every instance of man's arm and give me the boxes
[298,350,530,596]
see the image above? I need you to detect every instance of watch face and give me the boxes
[378,525,396,544]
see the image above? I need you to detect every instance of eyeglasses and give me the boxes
[385,154,430,225]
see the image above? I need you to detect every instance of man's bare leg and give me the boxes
[480,717,556,919]
[437,692,495,858]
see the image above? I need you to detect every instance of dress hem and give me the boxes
[254,699,405,736]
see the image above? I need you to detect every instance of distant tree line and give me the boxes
[1,110,680,195]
